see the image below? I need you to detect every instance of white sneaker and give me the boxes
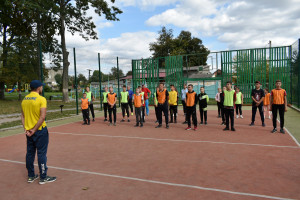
[240,115,243,119]
[268,116,271,119]
[236,115,239,119]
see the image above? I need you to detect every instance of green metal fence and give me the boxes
[221,46,292,104]
[165,55,184,92]
[291,39,300,109]
[132,58,160,104]
[132,43,299,107]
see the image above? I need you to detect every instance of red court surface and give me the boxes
[0,109,300,200]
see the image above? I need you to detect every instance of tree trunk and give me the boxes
[0,26,8,100]
[37,21,42,81]
[60,4,70,102]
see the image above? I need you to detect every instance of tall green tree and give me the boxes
[56,0,122,102]
[110,66,124,79]
[149,27,210,67]
[0,0,60,99]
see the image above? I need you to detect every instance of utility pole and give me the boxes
[87,69,92,82]
[268,40,272,48]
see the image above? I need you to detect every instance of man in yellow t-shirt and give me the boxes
[21,80,56,185]
[168,84,178,123]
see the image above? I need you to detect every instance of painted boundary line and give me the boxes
[276,119,300,147]
[51,131,300,149]
[0,158,295,200]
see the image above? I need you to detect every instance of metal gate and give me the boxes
[165,55,184,92]
[132,58,160,104]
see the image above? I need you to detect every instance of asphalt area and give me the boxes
[0,109,299,200]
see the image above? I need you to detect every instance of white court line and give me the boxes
[0,158,295,200]
[51,131,300,149]
[276,119,300,147]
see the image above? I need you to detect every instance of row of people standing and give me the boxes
[98,80,287,134]
[213,80,287,133]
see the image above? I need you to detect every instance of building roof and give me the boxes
[120,72,166,80]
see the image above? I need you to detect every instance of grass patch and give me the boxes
[0,109,78,129]
[0,99,77,115]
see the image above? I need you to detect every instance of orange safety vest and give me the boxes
[107,93,116,104]
[263,93,270,106]
[81,98,89,109]
[186,91,196,107]
[157,89,167,104]
[271,89,286,105]
[133,94,142,108]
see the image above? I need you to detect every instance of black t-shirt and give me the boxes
[251,89,265,105]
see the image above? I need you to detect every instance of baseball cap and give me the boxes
[255,81,261,84]
[30,80,45,89]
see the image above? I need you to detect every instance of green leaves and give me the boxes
[149,27,210,66]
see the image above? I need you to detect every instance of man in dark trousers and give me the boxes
[185,84,198,131]
[21,80,56,184]
[181,84,188,124]
[270,80,288,134]
[155,83,169,129]
[127,85,134,116]
[250,81,265,127]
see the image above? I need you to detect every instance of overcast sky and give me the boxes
[57,0,300,77]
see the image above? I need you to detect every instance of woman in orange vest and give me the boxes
[155,83,169,129]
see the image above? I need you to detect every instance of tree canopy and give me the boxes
[149,27,210,67]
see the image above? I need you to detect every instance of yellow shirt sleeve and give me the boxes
[40,97,47,108]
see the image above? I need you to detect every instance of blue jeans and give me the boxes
[26,127,49,179]
[145,99,149,115]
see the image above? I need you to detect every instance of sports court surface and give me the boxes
[0,109,299,200]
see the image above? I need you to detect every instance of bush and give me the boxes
[44,85,53,92]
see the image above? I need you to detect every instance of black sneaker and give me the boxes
[205,121,207,125]
[200,122,203,125]
[28,174,39,183]
[87,121,90,125]
[104,119,108,122]
[121,119,125,122]
[169,120,173,123]
[166,124,169,129]
[218,115,221,118]
[174,120,177,124]
[155,124,162,128]
[262,123,266,127]
[155,120,159,123]
[249,122,254,126]
[231,127,236,131]
[271,128,277,133]
[128,119,130,122]
[134,124,139,127]
[82,123,87,125]
[280,129,285,134]
[223,127,230,131]
[140,124,143,127]
[182,121,188,124]
[39,176,56,185]
[93,118,95,122]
